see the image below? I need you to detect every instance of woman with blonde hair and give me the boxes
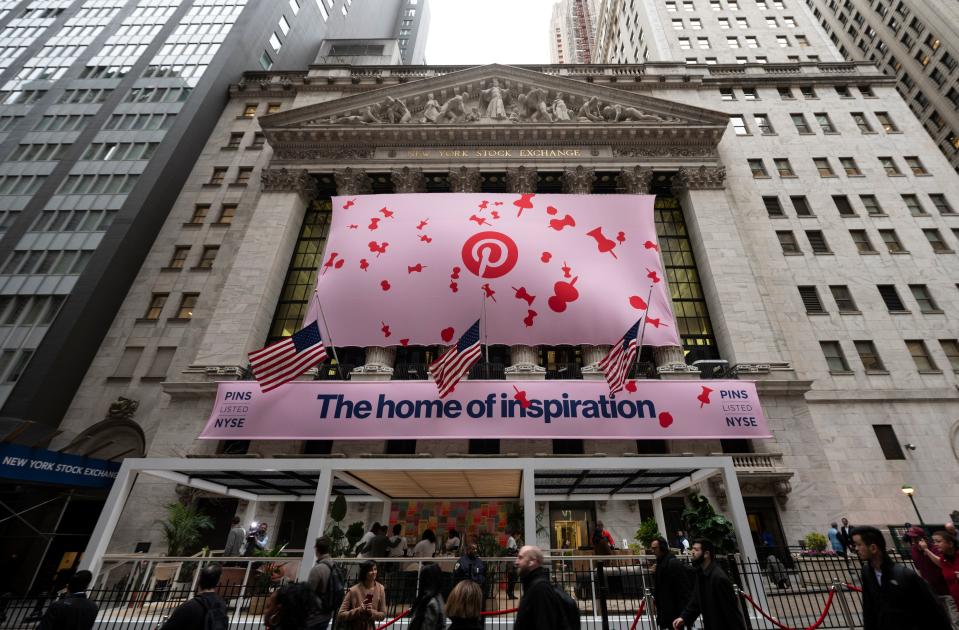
[445,579,484,630]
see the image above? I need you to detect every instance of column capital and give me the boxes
[260,168,317,200]
[505,166,538,193]
[448,167,482,192]
[654,345,701,379]
[671,165,727,192]
[391,166,427,193]
[561,165,595,194]
[333,167,373,195]
[616,166,655,194]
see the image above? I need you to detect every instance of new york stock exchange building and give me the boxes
[62,49,959,588]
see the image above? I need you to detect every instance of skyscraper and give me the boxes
[801,0,959,174]
[549,0,602,64]
[0,0,429,445]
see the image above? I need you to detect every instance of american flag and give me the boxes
[598,319,642,396]
[248,321,328,393]
[428,319,482,398]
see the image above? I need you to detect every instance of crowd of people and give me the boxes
[31,519,959,630]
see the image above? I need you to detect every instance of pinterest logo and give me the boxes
[461,231,519,279]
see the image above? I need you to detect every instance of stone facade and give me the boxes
[55,57,959,553]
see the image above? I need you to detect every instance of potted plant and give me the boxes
[634,517,662,552]
[159,501,214,557]
[681,493,737,554]
[249,543,290,614]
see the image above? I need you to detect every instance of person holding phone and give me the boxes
[337,560,386,630]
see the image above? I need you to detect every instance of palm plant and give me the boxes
[160,501,214,557]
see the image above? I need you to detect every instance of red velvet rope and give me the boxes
[628,598,647,630]
[739,588,836,630]
[481,607,519,616]
[844,583,863,592]
[375,609,410,630]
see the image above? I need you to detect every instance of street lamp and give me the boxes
[901,485,925,525]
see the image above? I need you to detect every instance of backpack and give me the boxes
[195,595,229,630]
[319,559,346,615]
[550,584,580,630]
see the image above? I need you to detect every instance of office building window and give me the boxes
[939,340,959,372]
[834,195,855,216]
[168,246,189,269]
[790,196,812,216]
[924,229,951,252]
[189,204,209,225]
[777,231,800,254]
[798,286,825,313]
[748,159,769,177]
[242,104,257,118]
[814,158,835,177]
[929,194,954,215]
[840,157,862,176]
[763,196,784,217]
[875,112,899,133]
[234,167,253,185]
[216,204,237,225]
[800,86,816,98]
[878,285,906,311]
[830,285,857,312]
[209,168,227,185]
[902,194,926,216]
[259,51,273,70]
[835,86,852,98]
[731,116,749,135]
[904,156,928,175]
[754,114,774,134]
[814,112,836,133]
[879,230,906,253]
[720,88,735,100]
[851,112,874,133]
[197,246,218,270]
[806,230,830,253]
[267,103,282,114]
[909,285,939,313]
[906,340,938,372]
[250,132,265,150]
[854,341,885,372]
[226,133,243,149]
[860,195,882,215]
[820,341,850,372]
[872,425,905,460]
[774,158,795,177]
[879,157,902,176]
[850,230,875,253]
[144,294,167,320]
[175,294,198,320]
[778,86,795,99]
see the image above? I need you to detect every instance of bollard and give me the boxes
[832,580,857,630]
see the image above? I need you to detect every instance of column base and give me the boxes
[580,365,607,381]
[350,365,394,381]
[504,363,547,380]
[656,363,702,380]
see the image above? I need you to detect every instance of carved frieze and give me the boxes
[616,166,655,194]
[448,167,482,192]
[260,168,316,199]
[274,147,375,160]
[333,168,373,195]
[672,165,727,192]
[612,145,718,158]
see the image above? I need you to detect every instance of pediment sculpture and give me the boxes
[322,79,682,126]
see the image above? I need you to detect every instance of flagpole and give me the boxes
[313,291,345,381]
[635,283,656,374]
[481,288,489,370]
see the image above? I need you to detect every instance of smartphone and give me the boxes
[364,593,374,606]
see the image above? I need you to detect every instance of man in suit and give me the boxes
[223,516,246,558]
[38,570,98,630]
[651,537,691,629]
[839,518,854,552]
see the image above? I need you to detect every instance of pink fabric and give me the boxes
[200,380,770,440]
[307,193,679,347]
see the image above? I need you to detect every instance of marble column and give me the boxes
[504,166,545,379]
[333,168,393,381]
[194,168,317,373]
[448,166,482,192]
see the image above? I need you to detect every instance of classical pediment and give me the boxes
[258,64,729,160]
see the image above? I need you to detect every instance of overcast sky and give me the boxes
[424,0,555,65]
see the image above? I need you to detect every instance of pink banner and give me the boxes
[309,193,679,347]
[200,380,769,440]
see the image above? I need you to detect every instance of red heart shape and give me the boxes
[441,327,455,343]
[625,381,637,393]
[381,280,391,291]
[629,295,648,310]
[658,411,674,428]
[400,338,410,346]
[541,252,552,263]
[546,205,558,215]
[334,259,345,268]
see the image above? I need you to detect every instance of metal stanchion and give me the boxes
[831,580,857,630]
[644,587,657,629]
[597,560,610,630]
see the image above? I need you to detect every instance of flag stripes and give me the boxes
[248,321,328,393]
[598,319,641,396]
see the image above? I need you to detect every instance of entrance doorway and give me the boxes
[744,497,787,562]
[548,502,595,550]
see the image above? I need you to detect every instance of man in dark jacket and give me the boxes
[453,543,486,586]
[852,526,952,630]
[514,545,567,630]
[651,537,691,629]
[160,564,229,630]
[38,570,98,630]
[673,539,745,630]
